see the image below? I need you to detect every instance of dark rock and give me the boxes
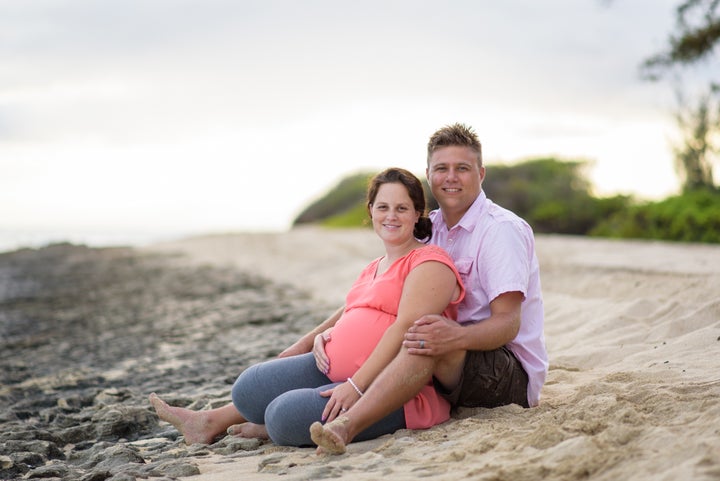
[81,444,145,472]
[0,453,25,480]
[92,406,158,440]
[0,440,64,460]
[106,474,136,481]
[79,470,112,481]
[108,473,136,481]
[147,459,200,477]
[10,451,45,468]
[57,423,96,444]
[0,245,321,481]
[26,461,70,478]
[213,436,263,455]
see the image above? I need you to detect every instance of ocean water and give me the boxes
[0,227,193,254]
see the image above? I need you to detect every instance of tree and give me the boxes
[641,0,719,191]
[672,87,719,191]
[641,0,720,77]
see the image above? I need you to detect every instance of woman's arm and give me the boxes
[351,260,458,391]
[321,260,459,420]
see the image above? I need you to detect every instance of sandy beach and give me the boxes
[1,227,719,481]
[146,227,720,481]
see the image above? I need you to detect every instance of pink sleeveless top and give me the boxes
[324,244,464,429]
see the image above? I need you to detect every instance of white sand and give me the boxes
[146,227,720,480]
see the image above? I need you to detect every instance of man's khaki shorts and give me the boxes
[434,347,529,409]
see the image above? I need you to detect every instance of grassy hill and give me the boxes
[292,159,720,243]
[292,171,437,228]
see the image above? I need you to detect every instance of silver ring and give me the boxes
[419,340,425,349]
[340,407,347,412]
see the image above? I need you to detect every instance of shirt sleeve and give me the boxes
[478,221,532,303]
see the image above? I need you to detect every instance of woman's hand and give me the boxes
[313,331,331,374]
[319,381,361,422]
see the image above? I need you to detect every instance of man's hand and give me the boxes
[403,314,464,356]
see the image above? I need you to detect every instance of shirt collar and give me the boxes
[432,191,486,232]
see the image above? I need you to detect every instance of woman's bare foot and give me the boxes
[310,417,350,454]
[227,422,269,440]
[149,393,222,445]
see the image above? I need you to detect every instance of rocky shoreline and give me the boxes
[0,243,324,481]
[3,233,720,481]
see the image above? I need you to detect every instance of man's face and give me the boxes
[426,146,485,226]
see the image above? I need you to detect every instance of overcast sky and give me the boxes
[0,0,697,248]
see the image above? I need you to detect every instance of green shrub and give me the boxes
[321,202,370,228]
[292,159,719,243]
[591,190,720,243]
[293,170,434,228]
[293,172,374,226]
[483,158,628,235]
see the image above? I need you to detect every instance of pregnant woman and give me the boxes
[150,167,464,447]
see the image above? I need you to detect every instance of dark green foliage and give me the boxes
[483,158,626,235]
[293,171,436,228]
[320,202,370,228]
[640,0,719,195]
[293,158,631,236]
[293,158,720,243]
[590,189,720,243]
[673,87,720,192]
[293,172,374,226]
[641,0,720,78]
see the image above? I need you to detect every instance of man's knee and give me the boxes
[433,350,466,392]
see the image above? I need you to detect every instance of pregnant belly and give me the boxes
[325,307,395,382]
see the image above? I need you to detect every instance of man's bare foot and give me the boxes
[227,422,269,440]
[149,393,219,445]
[310,417,350,454]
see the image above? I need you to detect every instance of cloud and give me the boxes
[0,0,688,242]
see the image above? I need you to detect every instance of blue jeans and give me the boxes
[232,353,406,446]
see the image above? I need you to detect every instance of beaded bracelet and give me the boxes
[347,377,364,397]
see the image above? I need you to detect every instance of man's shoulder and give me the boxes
[485,197,523,221]
[484,199,533,232]
[429,208,442,222]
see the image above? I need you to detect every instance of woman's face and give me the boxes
[370,182,420,245]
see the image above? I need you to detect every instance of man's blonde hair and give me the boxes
[426,123,482,168]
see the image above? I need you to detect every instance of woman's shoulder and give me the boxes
[408,244,453,264]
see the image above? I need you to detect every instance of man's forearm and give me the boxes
[460,314,520,352]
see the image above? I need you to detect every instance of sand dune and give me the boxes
[146,228,720,481]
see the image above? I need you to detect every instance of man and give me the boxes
[308,122,548,453]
